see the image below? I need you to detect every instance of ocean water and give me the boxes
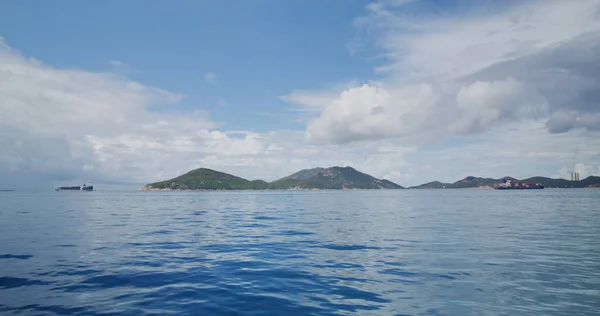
[0,190,599,315]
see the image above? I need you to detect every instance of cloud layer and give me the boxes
[2,0,600,189]
[0,39,253,187]
[0,39,416,188]
[287,0,600,145]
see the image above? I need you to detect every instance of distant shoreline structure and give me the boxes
[493,179,544,190]
[137,186,599,192]
[410,175,598,190]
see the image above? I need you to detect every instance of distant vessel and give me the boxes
[494,179,543,190]
[55,184,94,192]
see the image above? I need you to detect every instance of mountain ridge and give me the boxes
[409,175,600,189]
[139,168,600,191]
[139,166,404,191]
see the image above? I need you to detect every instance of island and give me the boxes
[408,175,600,189]
[139,167,600,191]
[139,166,404,191]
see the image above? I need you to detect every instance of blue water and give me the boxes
[1,190,599,315]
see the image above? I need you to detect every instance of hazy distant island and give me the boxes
[412,175,600,189]
[139,167,600,191]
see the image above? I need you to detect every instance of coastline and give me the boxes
[138,185,599,191]
[138,187,397,191]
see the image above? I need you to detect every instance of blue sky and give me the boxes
[1,0,599,188]
[0,0,376,131]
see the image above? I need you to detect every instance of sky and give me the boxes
[1,0,599,189]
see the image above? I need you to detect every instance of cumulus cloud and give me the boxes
[0,39,273,187]
[305,83,438,144]
[284,0,600,143]
[0,38,422,188]
[3,1,600,188]
[452,77,547,133]
[0,48,189,138]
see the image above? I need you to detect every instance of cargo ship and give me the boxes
[55,184,94,192]
[494,179,543,190]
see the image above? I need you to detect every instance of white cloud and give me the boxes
[108,60,125,67]
[218,98,228,107]
[3,1,600,189]
[370,0,600,79]
[283,0,600,144]
[280,89,337,110]
[205,72,217,84]
[0,47,188,135]
[452,77,547,133]
[552,164,600,181]
[0,39,421,188]
[273,0,600,183]
[0,39,261,187]
[545,111,600,133]
[398,121,600,184]
[305,83,438,144]
[106,59,133,76]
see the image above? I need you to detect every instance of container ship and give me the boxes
[55,184,94,192]
[494,179,543,190]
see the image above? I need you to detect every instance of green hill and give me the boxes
[140,168,269,190]
[140,166,404,191]
[409,176,499,189]
[270,166,404,190]
[410,175,600,189]
[410,181,453,189]
[451,176,500,188]
[580,176,600,188]
[140,167,600,191]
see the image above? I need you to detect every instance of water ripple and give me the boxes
[0,254,33,260]
[0,190,599,315]
[0,277,51,289]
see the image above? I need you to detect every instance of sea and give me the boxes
[0,189,599,315]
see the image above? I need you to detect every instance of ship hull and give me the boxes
[494,179,543,190]
[56,186,93,192]
[494,186,543,190]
